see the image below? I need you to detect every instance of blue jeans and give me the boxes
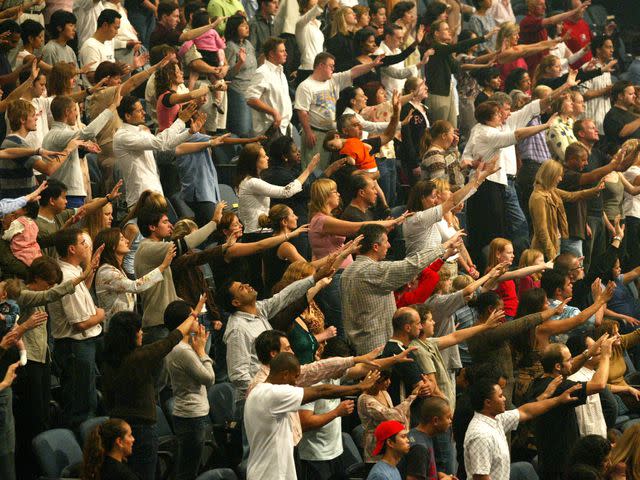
[504,178,530,259]
[315,269,344,338]
[52,337,97,427]
[432,428,455,475]
[376,157,397,207]
[66,195,86,208]
[561,237,583,257]
[227,88,253,138]
[172,415,210,480]
[128,422,159,480]
[128,10,155,49]
[510,462,539,480]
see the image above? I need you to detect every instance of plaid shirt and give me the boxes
[340,245,445,355]
[517,116,552,163]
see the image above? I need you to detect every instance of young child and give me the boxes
[178,12,228,111]
[0,281,19,331]
[2,201,42,266]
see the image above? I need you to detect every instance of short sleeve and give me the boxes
[245,71,266,100]
[520,15,543,33]
[335,71,353,91]
[294,83,313,111]
[497,408,520,432]
[299,399,316,412]
[402,444,429,479]
[267,384,304,415]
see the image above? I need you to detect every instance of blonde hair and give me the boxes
[607,423,640,480]
[431,177,451,194]
[7,99,35,132]
[258,204,291,232]
[122,190,168,225]
[519,248,544,281]
[452,274,473,291]
[83,203,112,242]
[331,7,354,37]
[272,261,316,294]
[309,178,338,219]
[486,238,512,271]
[47,62,76,96]
[496,22,519,52]
[533,54,560,86]
[172,218,198,240]
[534,159,564,190]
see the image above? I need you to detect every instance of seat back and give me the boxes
[208,382,237,425]
[341,432,363,469]
[78,416,109,446]
[219,185,239,212]
[32,428,83,478]
[196,468,239,480]
[156,404,174,436]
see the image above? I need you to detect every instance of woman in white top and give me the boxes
[295,0,328,85]
[235,142,320,235]
[403,159,497,255]
[94,227,174,327]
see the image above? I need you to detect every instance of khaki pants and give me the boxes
[427,93,458,127]
[301,128,329,170]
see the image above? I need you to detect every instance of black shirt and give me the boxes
[261,165,314,224]
[380,340,423,405]
[603,105,640,154]
[526,377,588,479]
[100,456,138,480]
[583,144,609,217]
[558,168,588,240]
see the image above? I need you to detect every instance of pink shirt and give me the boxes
[156,91,181,132]
[309,213,353,269]
[8,216,41,266]
[178,29,226,57]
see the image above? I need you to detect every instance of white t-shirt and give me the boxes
[294,71,352,131]
[245,382,304,480]
[298,379,343,461]
[567,367,607,438]
[624,166,640,219]
[79,37,115,85]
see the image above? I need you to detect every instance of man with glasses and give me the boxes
[294,51,382,169]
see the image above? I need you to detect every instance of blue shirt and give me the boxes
[606,274,640,319]
[367,460,402,480]
[548,298,596,343]
[175,133,221,203]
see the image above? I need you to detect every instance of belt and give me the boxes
[507,174,517,181]
[311,126,331,133]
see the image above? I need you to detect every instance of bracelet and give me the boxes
[614,236,622,242]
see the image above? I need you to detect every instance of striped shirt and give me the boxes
[0,134,37,199]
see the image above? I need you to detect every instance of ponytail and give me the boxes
[258,204,291,233]
[81,419,128,480]
[419,120,454,157]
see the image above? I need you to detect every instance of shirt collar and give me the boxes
[265,60,283,74]
[473,411,501,428]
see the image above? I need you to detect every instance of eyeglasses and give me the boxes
[570,264,584,272]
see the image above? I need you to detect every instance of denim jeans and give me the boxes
[376,157,398,207]
[65,195,86,208]
[315,269,344,338]
[510,461,539,480]
[172,415,211,480]
[561,237,583,257]
[128,422,159,480]
[128,10,155,49]
[52,337,97,427]
[432,428,456,475]
[227,88,253,138]
[504,177,530,260]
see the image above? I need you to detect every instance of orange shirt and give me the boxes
[339,138,377,171]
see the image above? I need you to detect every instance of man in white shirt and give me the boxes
[244,352,378,480]
[464,377,582,480]
[246,37,291,137]
[579,36,615,134]
[102,0,143,63]
[49,227,104,427]
[113,95,202,207]
[377,24,425,97]
[294,51,382,168]
[74,0,105,48]
[42,93,116,207]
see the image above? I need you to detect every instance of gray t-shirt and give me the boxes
[42,40,78,66]
[166,342,215,418]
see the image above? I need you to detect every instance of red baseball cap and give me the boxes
[372,420,405,456]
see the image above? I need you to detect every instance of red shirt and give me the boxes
[517,275,541,297]
[562,18,593,69]
[519,14,548,74]
[394,259,444,308]
[497,279,519,317]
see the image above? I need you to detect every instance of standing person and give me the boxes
[133,202,225,344]
[113,96,202,208]
[244,352,379,480]
[399,77,430,183]
[225,14,258,138]
[562,0,594,69]
[127,0,158,48]
[463,376,585,480]
[578,36,615,135]
[245,37,292,137]
[424,20,494,126]
[366,420,411,480]
[81,418,138,480]
[294,52,382,169]
[164,300,215,480]
[518,0,590,74]
[78,9,120,85]
[603,81,640,153]
[41,10,79,66]
[42,93,117,208]
[102,302,204,480]
[325,6,358,73]
[94,228,173,326]
[48,228,104,427]
[249,0,278,57]
[295,0,327,86]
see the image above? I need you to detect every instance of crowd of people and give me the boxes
[1,0,640,479]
